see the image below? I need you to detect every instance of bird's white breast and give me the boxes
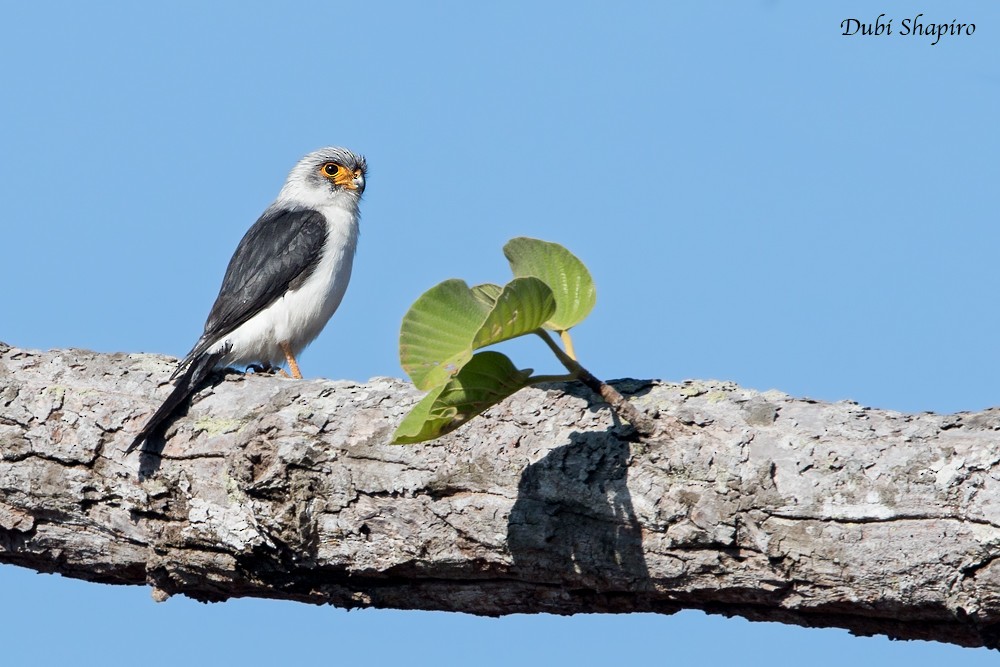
[210,201,359,369]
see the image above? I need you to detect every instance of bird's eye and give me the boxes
[323,163,340,177]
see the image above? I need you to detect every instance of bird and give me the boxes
[126,146,367,455]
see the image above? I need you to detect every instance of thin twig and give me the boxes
[534,330,656,436]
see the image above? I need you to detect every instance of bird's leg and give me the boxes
[279,341,303,379]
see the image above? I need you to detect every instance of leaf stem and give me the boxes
[527,373,578,385]
[559,330,577,360]
[533,330,655,436]
[535,329,577,369]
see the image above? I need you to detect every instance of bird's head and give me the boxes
[278,146,367,209]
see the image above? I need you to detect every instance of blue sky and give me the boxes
[2,2,998,664]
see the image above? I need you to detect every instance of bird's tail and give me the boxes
[125,349,227,455]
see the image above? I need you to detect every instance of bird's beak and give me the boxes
[335,169,365,194]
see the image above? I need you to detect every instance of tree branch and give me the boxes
[2,342,999,649]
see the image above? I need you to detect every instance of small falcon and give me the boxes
[127,146,367,454]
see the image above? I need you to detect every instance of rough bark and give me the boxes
[2,342,999,649]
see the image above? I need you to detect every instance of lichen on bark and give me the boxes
[2,342,1000,649]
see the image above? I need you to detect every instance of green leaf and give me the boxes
[399,279,489,390]
[389,384,449,444]
[472,277,556,349]
[391,352,533,444]
[470,283,503,308]
[400,277,555,390]
[503,237,596,331]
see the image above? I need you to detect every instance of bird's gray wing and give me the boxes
[179,207,327,368]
